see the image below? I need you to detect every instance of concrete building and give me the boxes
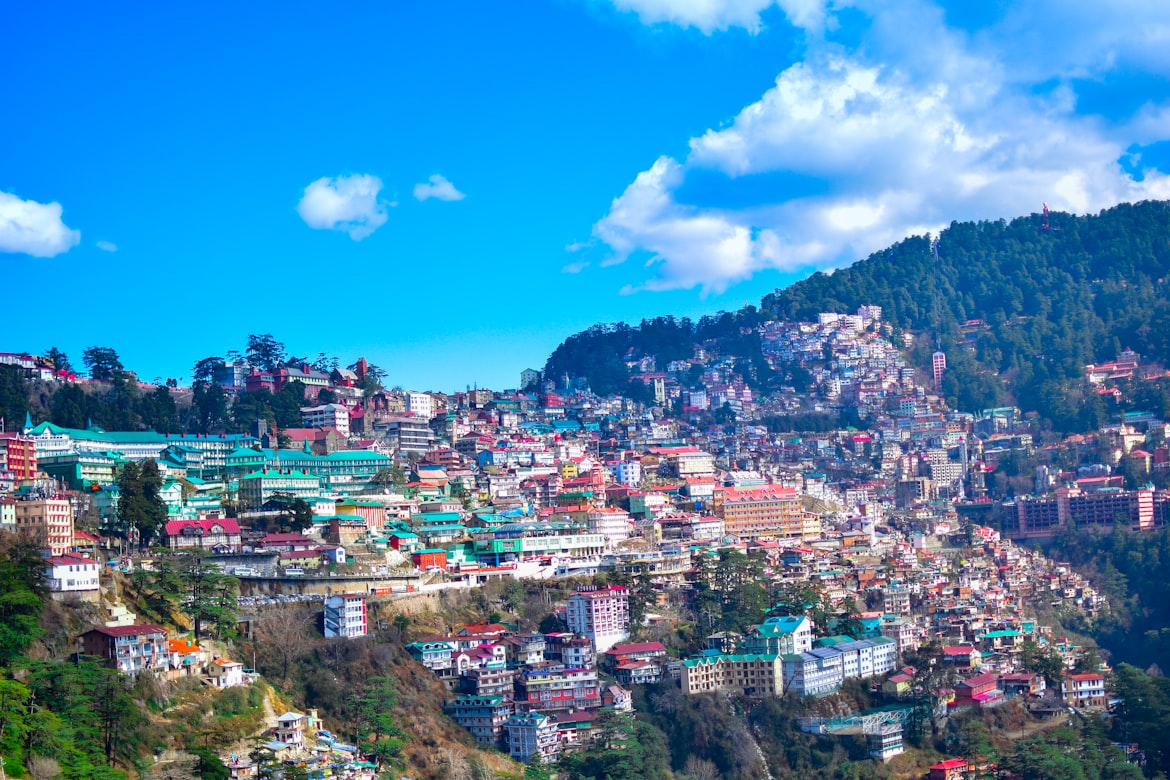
[505,711,558,763]
[565,585,629,653]
[323,593,368,638]
[14,495,74,556]
[447,694,513,746]
[80,624,169,676]
[681,653,784,696]
[721,485,806,540]
[301,403,350,437]
[45,553,100,593]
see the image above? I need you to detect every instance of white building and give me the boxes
[301,403,350,437]
[406,391,435,420]
[565,585,629,653]
[208,657,246,688]
[609,460,642,487]
[587,508,632,546]
[324,593,368,638]
[45,553,100,593]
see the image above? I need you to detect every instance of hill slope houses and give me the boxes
[545,200,1170,431]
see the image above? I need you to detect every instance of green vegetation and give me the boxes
[116,459,168,546]
[546,200,1170,433]
[1045,525,1170,673]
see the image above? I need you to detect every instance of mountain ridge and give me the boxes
[545,200,1170,432]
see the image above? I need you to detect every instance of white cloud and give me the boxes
[413,174,466,202]
[608,0,828,33]
[96,240,117,253]
[0,191,81,258]
[296,173,390,240]
[590,1,1170,294]
[562,260,591,274]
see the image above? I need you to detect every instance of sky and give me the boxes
[4,1,1170,392]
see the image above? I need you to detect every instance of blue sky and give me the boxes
[4,1,1170,391]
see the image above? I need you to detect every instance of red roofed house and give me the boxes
[954,672,1003,708]
[929,758,972,780]
[255,532,315,552]
[1062,673,1107,709]
[44,553,100,594]
[942,645,982,670]
[603,642,668,670]
[164,518,242,553]
[459,623,510,643]
[209,657,246,688]
[168,637,207,679]
[81,624,169,676]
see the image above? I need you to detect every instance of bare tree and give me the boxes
[252,603,315,682]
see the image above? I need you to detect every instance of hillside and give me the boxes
[545,200,1170,431]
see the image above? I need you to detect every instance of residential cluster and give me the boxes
[1,307,1158,772]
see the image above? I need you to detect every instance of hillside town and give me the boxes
[0,304,1166,776]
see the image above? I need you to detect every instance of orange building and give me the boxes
[720,485,807,540]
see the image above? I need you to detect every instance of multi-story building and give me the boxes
[163,518,242,553]
[323,593,367,638]
[1012,486,1155,539]
[609,460,642,487]
[406,391,435,420]
[406,641,456,675]
[382,416,434,455]
[721,485,805,540]
[301,403,351,437]
[1062,673,1107,709]
[23,422,256,476]
[505,711,558,763]
[44,553,100,593]
[37,451,118,490]
[740,616,814,656]
[447,695,513,746]
[80,624,169,676]
[14,495,74,556]
[0,432,37,480]
[681,653,784,697]
[225,447,392,492]
[460,667,516,697]
[565,585,629,653]
[237,468,322,506]
[587,508,631,545]
[472,521,606,566]
[514,662,601,712]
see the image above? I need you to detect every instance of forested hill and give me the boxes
[545,200,1170,431]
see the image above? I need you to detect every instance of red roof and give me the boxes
[45,554,98,566]
[87,623,167,637]
[164,518,241,536]
[931,758,969,770]
[943,645,977,655]
[459,623,508,636]
[606,642,667,655]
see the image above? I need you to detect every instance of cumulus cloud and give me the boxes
[0,191,81,258]
[96,240,117,252]
[589,0,1170,294]
[608,0,828,34]
[296,174,390,240]
[413,174,466,202]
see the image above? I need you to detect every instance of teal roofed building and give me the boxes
[23,422,257,477]
[224,446,391,492]
[740,615,814,656]
[238,469,322,505]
